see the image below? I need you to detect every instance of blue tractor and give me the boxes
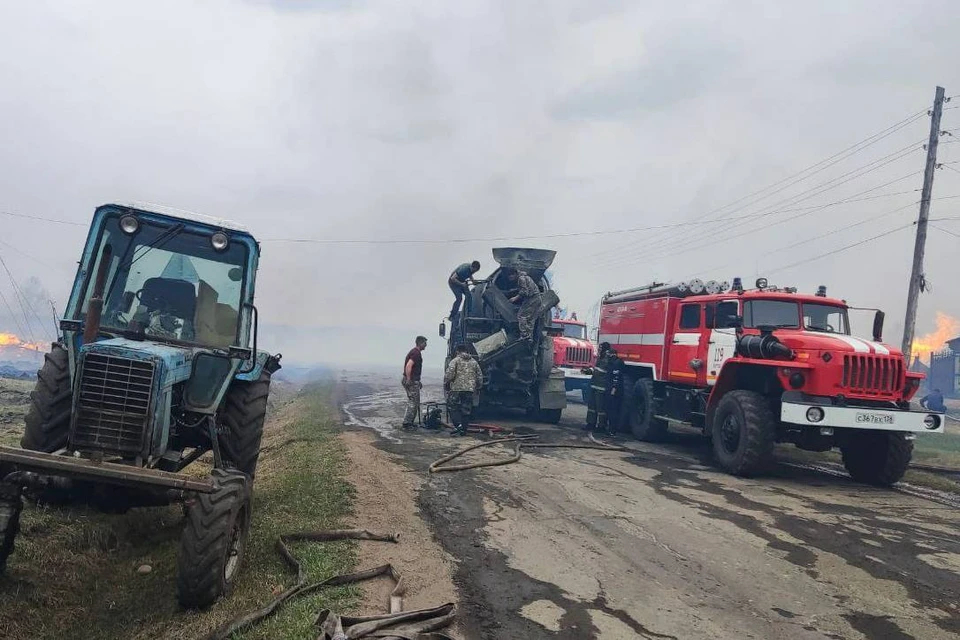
[0,204,281,608]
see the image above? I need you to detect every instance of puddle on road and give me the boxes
[342,390,405,443]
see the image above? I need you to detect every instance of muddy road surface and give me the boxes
[339,374,960,640]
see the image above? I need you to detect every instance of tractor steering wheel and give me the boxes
[135,288,175,316]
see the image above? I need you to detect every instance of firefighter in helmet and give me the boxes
[585,343,625,434]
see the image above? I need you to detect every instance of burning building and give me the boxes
[914,313,960,398]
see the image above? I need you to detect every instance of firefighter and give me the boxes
[920,388,946,413]
[604,348,626,433]
[448,260,481,320]
[445,344,483,436]
[508,269,543,344]
[585,343,612,430]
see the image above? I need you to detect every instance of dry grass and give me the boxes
[0,380,360,640]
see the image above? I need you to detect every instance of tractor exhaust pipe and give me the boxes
[83,244,113,344]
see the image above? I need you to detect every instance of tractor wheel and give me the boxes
[218,370,272,479]
[711,391,776,476]
[21,343,72,452]
[630,379,667,442]
[840,432,912,487]
[0,484,23,574]
[176,469,251,609]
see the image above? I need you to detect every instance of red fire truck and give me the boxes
[599,277,943,486]
[548,317,597,402]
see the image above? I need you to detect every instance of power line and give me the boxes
[0,209,85,226]
[930,223,960,239]
[595,107,930,258]
[766,224,912,275]
[591,140,925,266]
[0,252,40,342]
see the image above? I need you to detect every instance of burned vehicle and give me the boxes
[0,203,280,607]
[442,248,565,423]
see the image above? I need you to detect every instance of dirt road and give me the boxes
[340,374,960,640]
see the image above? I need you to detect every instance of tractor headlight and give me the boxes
[806,407,825,423]
[211,232,229,251]
[119,215,140,235]
[923,414,941,430]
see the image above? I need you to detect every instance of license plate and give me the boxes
[856,412,894,425]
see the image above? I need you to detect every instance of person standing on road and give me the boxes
[401,336,427,430]
[604,348,626,433]
[449,261,481,320]
[509,269,543,344]
[444,344,483,437]
[920,388,946,412]
[586,343,611,431]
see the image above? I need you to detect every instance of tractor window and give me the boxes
[743,300,799,329]
[80,215,249,349]
[802,303,850,335]
[679,304,701,330]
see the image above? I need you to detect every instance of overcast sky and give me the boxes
[1,0,959,368]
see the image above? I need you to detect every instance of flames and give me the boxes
[0,332,45,352]
[911,312,960,364]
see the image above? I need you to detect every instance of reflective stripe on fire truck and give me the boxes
[597,333,665,346]
[672,333,700,346]
[826,335,890,355]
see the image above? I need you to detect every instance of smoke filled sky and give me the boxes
[1,1,960,367]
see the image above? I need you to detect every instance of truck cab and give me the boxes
[599,278,941,486]
[547,318,596,401]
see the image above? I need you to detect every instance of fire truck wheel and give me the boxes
[630,379,667,442]
[21,343,72,453]
[0,485,23,574]
[176,469,251,609]
[711,391,776,476]
[840,432,912,487]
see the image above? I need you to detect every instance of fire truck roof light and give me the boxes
[732,277,743,292]
[816,285,827,297]
[756,278,768,290]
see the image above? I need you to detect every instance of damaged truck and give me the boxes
[441,248,566,423]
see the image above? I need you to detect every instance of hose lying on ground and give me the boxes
[428,432,628,473]
[207,529,455,640]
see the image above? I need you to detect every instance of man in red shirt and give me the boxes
[402,336,427,429]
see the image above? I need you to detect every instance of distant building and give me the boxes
[928,336,960,398]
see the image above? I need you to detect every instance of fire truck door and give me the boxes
[668,303,705,384]
[706,300,740,386]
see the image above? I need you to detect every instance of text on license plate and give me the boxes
[856,412,894,425]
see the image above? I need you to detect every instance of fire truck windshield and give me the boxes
[561,324,587,340]
[744,299,850,335]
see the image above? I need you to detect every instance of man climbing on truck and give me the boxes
[448,260,481,320]
[509,268,542,344]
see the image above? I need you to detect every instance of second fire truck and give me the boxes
[598,277,943,486]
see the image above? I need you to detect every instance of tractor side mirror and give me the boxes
[872,310,885,342]
[439,321,446,338]
[120,290,136,314]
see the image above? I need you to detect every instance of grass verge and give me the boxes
[0,381,358,640]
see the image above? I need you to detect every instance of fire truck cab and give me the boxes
[547,317,596,402]
[599,278,943,486]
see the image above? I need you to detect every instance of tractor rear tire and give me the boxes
[219,370,272,479]
[630,379,667,442]
[21,343,72,452]
[0,485,23,574]
[711,390,776,476]
[176,469,251,609]
[840,432,913,487]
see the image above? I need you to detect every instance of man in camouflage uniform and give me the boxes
[509,269,542,344]
[444,344,483,437]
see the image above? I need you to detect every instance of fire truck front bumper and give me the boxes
[780,400,945,434]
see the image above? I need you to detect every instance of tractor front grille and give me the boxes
[841,354,904,396]
[72,354,155,457]
[564,346,593,366]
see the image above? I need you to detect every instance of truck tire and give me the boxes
[840,432,912,486]
[0,485,23,574]
[21,343,72,452]
[711,390,776,476]
[630,379,667,442]
[218,370,271,479]
[176,469,251,609]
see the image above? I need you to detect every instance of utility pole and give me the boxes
[902,86,946,362]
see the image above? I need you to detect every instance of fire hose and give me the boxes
[206,529,456,640]
[429,433,628,473]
